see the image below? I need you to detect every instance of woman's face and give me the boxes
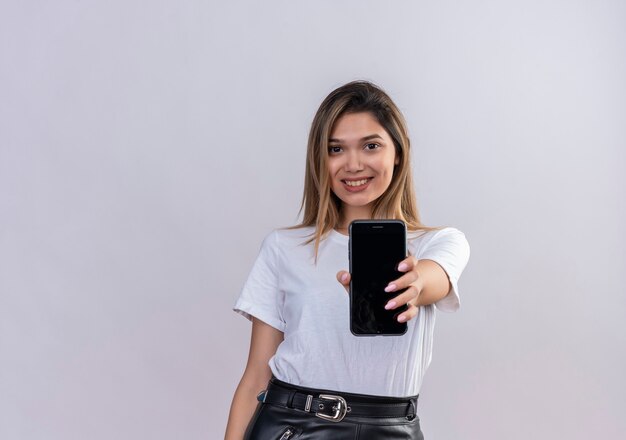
[327,112,399,215]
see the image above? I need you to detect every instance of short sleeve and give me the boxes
[233,231,286,331]
[417,227,470,312]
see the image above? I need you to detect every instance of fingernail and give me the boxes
[385,301,396,310]
[384,284,397,292]
[397,315,407,322]
[398,263,408,271]
[341,273,348,282]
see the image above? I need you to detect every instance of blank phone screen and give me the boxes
[349,221,408,336]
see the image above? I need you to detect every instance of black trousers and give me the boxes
[244,377,424,439]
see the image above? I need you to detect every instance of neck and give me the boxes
[337,203,374,230]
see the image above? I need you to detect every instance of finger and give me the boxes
[396,255,417,273]
[384,270,420,293]
[396,302,420,323]
[385,256,418,291]
[384,285,420,310]
[336,270,351,293]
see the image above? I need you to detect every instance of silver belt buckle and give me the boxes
[315,394,348,422]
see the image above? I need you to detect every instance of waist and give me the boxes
[259,376,418,422]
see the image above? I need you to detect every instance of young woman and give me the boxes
[224,81,470,439]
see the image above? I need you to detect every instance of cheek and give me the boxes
[327,160,341,179]
[380,157,396,177]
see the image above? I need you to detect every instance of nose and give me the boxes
[344,150,363,172]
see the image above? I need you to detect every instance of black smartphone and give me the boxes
[349,220,408,336]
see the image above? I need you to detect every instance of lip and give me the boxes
[341,177,373,192]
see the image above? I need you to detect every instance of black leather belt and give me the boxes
[258,377,417,423]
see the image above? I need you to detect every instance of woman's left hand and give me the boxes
[336,255,424,323]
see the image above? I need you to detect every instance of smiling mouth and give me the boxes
[342,178,372,187]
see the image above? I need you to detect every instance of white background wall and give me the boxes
[1,1,625,439]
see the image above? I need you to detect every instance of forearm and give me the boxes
[226,318,284,438]
[414,259,452,307]
[224,377,266,440]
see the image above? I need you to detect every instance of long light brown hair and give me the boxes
[287,80,441,260]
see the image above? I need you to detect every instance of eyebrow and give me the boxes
[328,134,385,143]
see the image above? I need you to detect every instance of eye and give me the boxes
[364,143,380,150]
[328,146,343,154]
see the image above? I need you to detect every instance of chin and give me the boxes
[337,195,379,207]
[332,185,385,208]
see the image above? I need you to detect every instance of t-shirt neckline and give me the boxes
[329,228,349,244]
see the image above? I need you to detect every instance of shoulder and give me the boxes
[273,225,316,242]
[408,226,470,256]
[408,226,465,242]
[423,226,467,241]
[259,226,316,250]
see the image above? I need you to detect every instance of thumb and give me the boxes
[336,270,351,293]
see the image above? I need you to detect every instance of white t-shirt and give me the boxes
[233,226,470,397]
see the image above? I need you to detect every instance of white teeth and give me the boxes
[345,179,369,187]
